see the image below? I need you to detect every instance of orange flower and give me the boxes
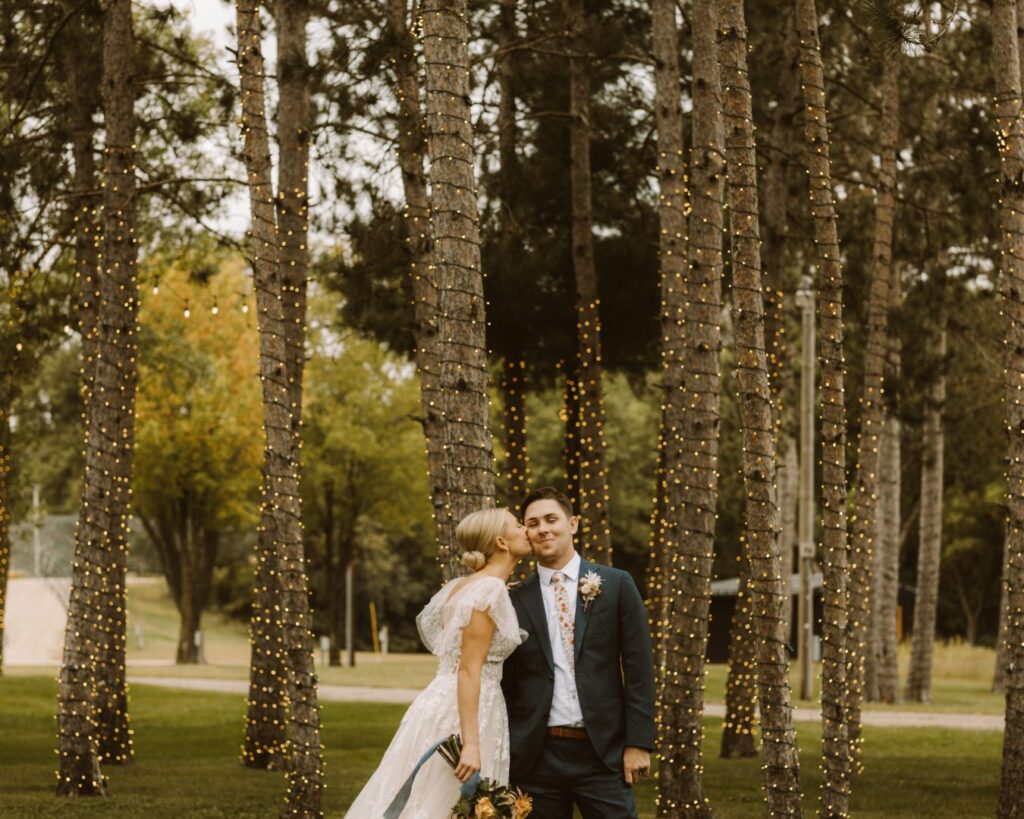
[473,796,498,819]
[511,789,533,818]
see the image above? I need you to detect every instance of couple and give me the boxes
[344,486,656,819]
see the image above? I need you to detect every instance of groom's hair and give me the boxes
[519,486,574,521]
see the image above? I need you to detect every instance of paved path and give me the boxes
[127,676,1004,731]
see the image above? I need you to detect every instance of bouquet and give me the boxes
[436,735,533,819]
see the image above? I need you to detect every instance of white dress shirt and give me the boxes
[538,551,585,727]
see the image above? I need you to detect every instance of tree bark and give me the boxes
[656,0,723,814]
[237,4,324,812]
[57,0,138,792]
[276,0,311,421]
[385,0,448,553]
[991,0,1024,778]
[794,0,852,812]
[846,49,900,752]
[649,0,686,734]
[720,2,803,808]
[422,0,497,579]
[237,0,289,772]
[780,436,799,635]
[720,556,757,759]
[562,360,582,504]
[906,324,946,702]
[876,414,901,703]
[561,0,611,563]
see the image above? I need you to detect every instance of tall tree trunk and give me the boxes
[656,0,724,814]
[274,9,325,810]
[846,49,900,755]
[720,557,757,759]
[422,0,496,579]
[794,0,852,812]
[240,3,324,812]
[649,0,685,742]
[865,479,884,703]
[992,3,1024,809]
[385,0,448,549]
[276,0,311,420]
[906,323,946,702]
[497,0,529,511]
[502,360,530,507]
[322,481,342,667]
[175,559,203,666]
[720,2,803,808]
[237,0,289,772]
[876,414,901,703]
[56,0,138,792]
[562,0,611,563]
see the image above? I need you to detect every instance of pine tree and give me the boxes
[991,1,1024,812]
[655,0,723,813]
[422,0,497,577]
[57,0,139,792]
[720,0,803,809]
[794,0,851,812]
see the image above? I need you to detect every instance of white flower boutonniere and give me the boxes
[579,570,603,613]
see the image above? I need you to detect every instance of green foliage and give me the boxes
[302,288,438,649]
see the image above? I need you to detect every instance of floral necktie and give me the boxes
[551,572,575,671]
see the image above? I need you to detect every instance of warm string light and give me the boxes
[844,48,901,767]
[718,4,803,813]
[384,0,450,576]
[57,0,140,794]
[795,0,852,814]
[234,3,324,814]
[650,0,723,814]
[990,2,1024,813]
[421,0,498,582]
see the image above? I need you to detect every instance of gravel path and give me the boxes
[127,676,1004,731]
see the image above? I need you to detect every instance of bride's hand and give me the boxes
[454,743,481,783]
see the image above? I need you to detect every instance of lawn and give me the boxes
[91,579,1006,716]
[0,675,1000,818]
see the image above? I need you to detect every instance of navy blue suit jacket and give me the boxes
[500,558,656,782]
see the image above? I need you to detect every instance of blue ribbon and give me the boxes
[383,739,481,819]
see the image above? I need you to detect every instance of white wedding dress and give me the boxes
[344,574,522,819]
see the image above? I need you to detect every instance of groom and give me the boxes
[501,486,655,818]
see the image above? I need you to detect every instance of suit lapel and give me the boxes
[574,559,594,662]
[522,574,554,671]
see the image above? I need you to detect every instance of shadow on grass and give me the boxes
[0,676,999,818]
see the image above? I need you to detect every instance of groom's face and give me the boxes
[523,499,578,568]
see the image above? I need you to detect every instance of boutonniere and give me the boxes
[579,570,603,613]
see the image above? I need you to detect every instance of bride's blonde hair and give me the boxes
[456,508,509,571]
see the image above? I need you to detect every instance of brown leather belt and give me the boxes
[547,725,587,740]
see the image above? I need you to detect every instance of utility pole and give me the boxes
[795,275,817,700]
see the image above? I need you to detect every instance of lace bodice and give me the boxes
[415,575,521,678]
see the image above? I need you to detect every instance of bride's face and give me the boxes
[501,511,532,559]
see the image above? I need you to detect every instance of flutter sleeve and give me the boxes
[451,576,522,653]
[415,581,453,656]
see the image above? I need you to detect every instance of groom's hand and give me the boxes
[623,747,650,785]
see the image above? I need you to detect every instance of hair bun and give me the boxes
[460,550,487,571]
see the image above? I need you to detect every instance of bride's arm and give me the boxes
[453,608,496,783]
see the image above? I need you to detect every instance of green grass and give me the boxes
[0,676,1000,818]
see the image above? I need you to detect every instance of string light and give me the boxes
[795,0,852,813]
[650,0,723,813]
[990,1,1024,813]
[233,4,324,814]
[421,0,498,581]
[57,0,138,795]
[844,47,900,767]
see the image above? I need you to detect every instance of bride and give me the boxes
[344,507,532,818]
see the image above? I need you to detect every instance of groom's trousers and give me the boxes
[513,732,639,819]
